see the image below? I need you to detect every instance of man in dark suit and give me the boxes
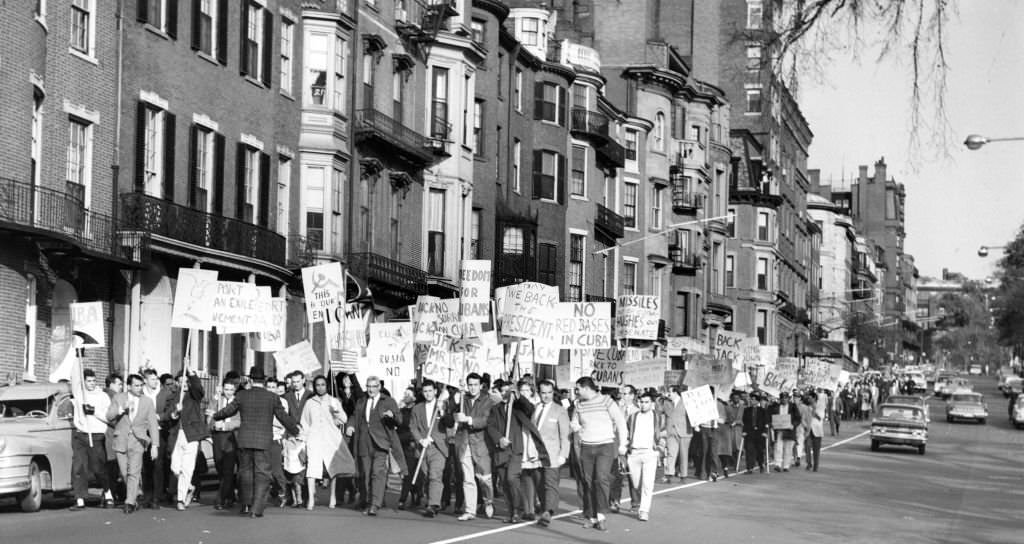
[409,380,453,518]
[486,379,548,524]
[283,370,313,506]
[213,366,299,518]
[741,393,771,473]
[346,375,407,516]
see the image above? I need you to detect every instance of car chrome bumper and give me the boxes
[0,456,32,495]
[871,430,925,446]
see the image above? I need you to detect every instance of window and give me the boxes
[70,0,94,56]
[307,33,328,106]
[390,190,401,260]
[241,1,272,85]
[712,242,723,294]
[533,150,559,201]
[333,37,347,113]
[280,18,294,95]
[622,261,637,296]
[757,211,770,241]
[571,145,586,196]
[393,71,405,125]
[756,258,769,290]
[500,226,535,284]
[306,211,323,250]
[746,45,761,70]
[471,18,485,44]
[677,292,690,337]
[473,99,484,153]
[886,189,897,219]
[427,189,445,276]
[745,88,762,114]
[514,69,523,112]
[362,53,375,108]
[726,255,735,287]
[137,101,175,200]
[431,67,449,139]
[536,82,559,123]
[461,75,470,145]
[747,0,763,29]
[66,118,92,209]
[647,264,661,297]
[569,234,584,302]
[756,309,768,344]
[624,129,638,163]
[189,124,214,211]
[358,174,372,251]
[470,209,481,259]
[572,84,588,110]
[726,207,736,237]
[305,166,325,250]
[24,275,37,379]
[331,167,344,254]
[654,112,665,152]
[623,181,638,228]
[649,185,663,229]
[140,0,177,35]
[512,139,522,193]
[538,243,557,286]
[521,17,539,46]
[276,156,290,237]
[193,0,222,59]
[31,91,43,186]
[240,146,259,223]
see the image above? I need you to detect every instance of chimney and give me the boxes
[875,156,887,182]
[859,165,869,183]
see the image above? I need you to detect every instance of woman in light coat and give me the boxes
[301,375,355,509]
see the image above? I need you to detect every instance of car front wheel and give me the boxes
[871,440,880,451]
[18,461,44,513]
[918,444,926,455]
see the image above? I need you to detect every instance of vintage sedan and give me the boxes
[870,403,928,455]
[0,384,76,512]
[946,392,988,424]
[886,394,930,422]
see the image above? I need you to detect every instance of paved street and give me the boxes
[3,376,1020,544]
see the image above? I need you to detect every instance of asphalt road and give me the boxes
[3,376,1021,544]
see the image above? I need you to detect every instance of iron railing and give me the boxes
[671,187,703,211]
[570,108,610,140]
[347,251,427,297]
[120,192,285,266]
[595,138,625,168]
[287,234,317,268]
[354,108,434,166]
[595,202,625,239]
[669,248,701,272]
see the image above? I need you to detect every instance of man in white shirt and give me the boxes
[626,391,664,521]
[70,368,112,510]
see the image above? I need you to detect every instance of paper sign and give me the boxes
[514,340,561,366]
[668,336,707,356]
[615,295,660,340]
[301,262,345,324]
[799,358,842,391]
[622,358,668,389]
[366,323,415,383]
[590,348,627,387]
[680,384,718,427]
[70,301,105,348]
[250,297,287,352]
[771,413,793,430]
[713,330,751,369]
[499,282,560,342]
[171,269,219,330]
[759,357,800,397]
[274,340,322,379]
[554,302,611,349]
[422,335,461,385]
[759,345,779,369]
[459,260,491,323]
[211,282,273,333]
[462,331,505,379]
[682,354,737,389]
[413,296,441,343]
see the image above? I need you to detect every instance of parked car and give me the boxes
[1010,395,1024,429]
[886,394,930,422]
[997,375,1023,397]
[871,403,928,455]
[946,392,988,424]
[0,384,76,512]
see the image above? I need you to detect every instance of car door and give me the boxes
[45,395,76,492]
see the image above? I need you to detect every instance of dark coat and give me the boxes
[285,389,314,422]
[742,405,770,436]
[175,374,208,443]
[768,401,802,441]
[349,395,409,475]
[486,396,549,468]
[213,386,298,450]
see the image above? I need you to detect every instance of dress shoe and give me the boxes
[457,513,476,521]
[123,504,136,514]
[710,472,718,482]
[538,511,552,527]
[608,501,620,513]
[240,505,252,515]
[422,506,438,518]
[367,505,379,516]
[176,501,186,511]
[397,500,406,511]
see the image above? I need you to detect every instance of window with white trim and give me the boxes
[654,112,665,152]
[623,181,638,228]
[514,69,523,112]
[305,166,325,250]
[521,17,539,46]
[142,104,165,197]
[512,139,522,193]
[196,0,219,57]
[757,211,770,241]
[726,255,735,287]
[31,91,43,186]
[190,125,214,211]
[745,88,762,114]
[756,309,768,344]
[280,18,294,95]
[70,0,95,56]
[746,45,761,71]
[66,118,92,210]
[241,146,259,223]
[333,36,346,113]
[307,32,328,105]
[571,145,586,196]
[648,264,662,297]
[242,1,265,80]
[276,156,290,237]
[622,261,637,296]
[649,185,663,229]
[624,128,638,169]
[568,234,584,302]
[24,275,37,379]
[747,0,763,29]
[756,257,769,290]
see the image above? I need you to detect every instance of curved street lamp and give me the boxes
[978,245,1006,257]
[964,134,1024,150]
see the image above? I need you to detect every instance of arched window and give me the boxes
[654,112,665,151]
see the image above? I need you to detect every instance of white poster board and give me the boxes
[274,340,322,380]
[498,282,559,343]
[70,301,105,348]
[170,269,219,330]
[615,295,660,340]
[250,297,287,352]
[680,384,719,427]
[622,358,669,389]
[759,357,800,398]
[459,260,491,323]
[301,262,346,324]
[366,323,415,384]
[554,302,612,349]
[212,282,273,334]
[590,348,627,387]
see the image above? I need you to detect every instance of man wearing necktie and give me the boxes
[524,379,571,526]
[486,379,548,524]
[107,374,160,514]
[346,376,407,516]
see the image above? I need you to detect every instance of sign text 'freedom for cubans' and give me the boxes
[553,302,612,349]
[366,322,415,383]
[301,262,346,324]
[170,269,219,330]
[459,260,491,323]
[70,301,105,348]
[615,295,660,340]
[499,282,560,343]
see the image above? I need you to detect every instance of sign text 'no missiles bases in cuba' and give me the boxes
[615,295,660,340]
[553,302,611,349]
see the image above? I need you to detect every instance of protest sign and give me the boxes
[70,301,105,348]
[459,260,491,323]
[713,330,750,369]
[739,337,762,371]
[498,282,559,342]
[274,340,322,379]
[250,297,287,352]
[771,413,793,430]
[682,354,737,389]
[681,385,718,427]
[211,282,272,334]
[171,269,218,330]
[800,358,842,391]
[667,336,707,356]
[759,345,779,369]
[664,370,685,388]
[413,296,440,343]
[838,369,851,386]
[554,302,611,349]
[366,323,415,383]
[615,295,660,340]
[622,358,668,389]
[301,262,345,324]
[511,339,561,366]
[590,347,627,387]
[422,335,462,385]
[462,331,505,379]
[759,357,800,397]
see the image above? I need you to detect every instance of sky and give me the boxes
[799,0,1024,281]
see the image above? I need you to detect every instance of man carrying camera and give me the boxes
[70,368,112,510]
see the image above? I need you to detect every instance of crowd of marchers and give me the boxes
[65,367,846,531]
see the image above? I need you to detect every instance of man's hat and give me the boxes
[249,365,266,382]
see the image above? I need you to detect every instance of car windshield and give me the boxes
[880,406,923,420]
[0,398,51,418]
[951,394,982,404]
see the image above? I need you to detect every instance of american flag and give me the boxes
[331,349,360,373]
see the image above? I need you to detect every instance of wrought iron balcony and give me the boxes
[120,192,285,266]
[671,187,703,213]
[286,234,317,269]
[595,137,625,168]
[354,108,435,167]
[673,139,707,169]
[347,251,427,302]
[570,108,610,142]
[595,203,625,240]
[0,176,141,265]
[669,248,700,273]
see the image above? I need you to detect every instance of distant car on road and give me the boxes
[946,392,988,424]
[968,364,983,376]
[936,378,971,399]
[997,375,1023,397]
[871,403,928,455]
[1010,395,1024,429]
[886,394,930,422]
[0,384,76,512]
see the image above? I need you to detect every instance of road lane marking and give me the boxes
[426,431,869,544]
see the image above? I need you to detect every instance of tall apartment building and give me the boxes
[720,0,814,356]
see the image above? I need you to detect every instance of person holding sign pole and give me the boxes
[487,379,548,524]
[69,368,112,511]
[410,380,453,518]
[444,373,496,521]
[168,368,207,511]
[570,377,627,532]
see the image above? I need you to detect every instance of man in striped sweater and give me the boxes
[570,377,627,532]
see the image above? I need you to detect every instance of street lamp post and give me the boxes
[964,134,1024,150]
